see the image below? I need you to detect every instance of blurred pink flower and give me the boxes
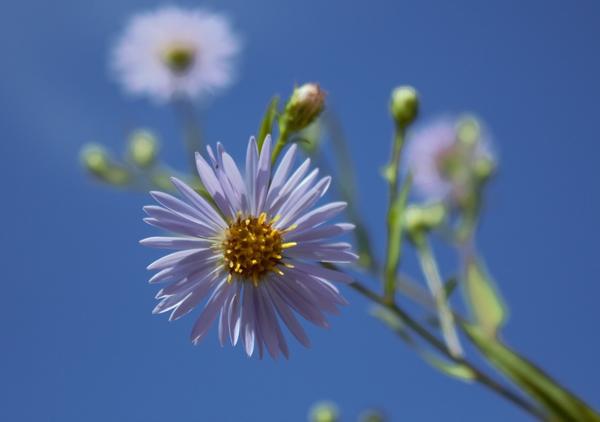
[404,117,495,204]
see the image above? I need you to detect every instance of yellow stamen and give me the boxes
[221,213,287,286]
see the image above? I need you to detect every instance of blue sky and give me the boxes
[1,0,600,420]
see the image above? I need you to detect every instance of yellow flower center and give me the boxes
[222,213,296,286]
[162,44,196,74]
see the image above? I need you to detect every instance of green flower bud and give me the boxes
[128,130,159,168]
[80,144,130,186]
[359,410,386,422]
[308,401,339,422]
[405,203,446,241]
[456,115,481,148]
[390,86,419,127]
[80,144,109,176]
[280,83,326,134]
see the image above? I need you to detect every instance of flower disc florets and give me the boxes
[222,212,296,285]
[162,43,197,74]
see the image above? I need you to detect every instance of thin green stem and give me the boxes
[383,125,406,301]
[348,281,546,421]
[415,237,464,358]
[271,127,290,165]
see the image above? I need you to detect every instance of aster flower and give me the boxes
[140,136,357,358]
[112,6,240,103]
[404,117,495,204]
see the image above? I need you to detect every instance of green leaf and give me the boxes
[257,96,280,151]
[422,353,476,381]
[464,324,600,421]
[371,306,475,382]
[464,258,506,337]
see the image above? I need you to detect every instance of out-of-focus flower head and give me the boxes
[308,401,340,422]
[404,116,496,205]
[141,136,356,358]
[112,6,240,103]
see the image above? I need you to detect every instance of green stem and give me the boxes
[415,237,464,358]
[271,127,291,165]
[349,281,546,421]
[383,125,406,301]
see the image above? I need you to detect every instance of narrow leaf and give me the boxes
[257,96,280,151]
[464,258,506,337]
[423,353,476,381]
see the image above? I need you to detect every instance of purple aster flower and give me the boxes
[140,136,357,358]
[404,117,495,204]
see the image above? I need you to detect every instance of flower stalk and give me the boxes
[383,86,419,301]
[348,280,547,421]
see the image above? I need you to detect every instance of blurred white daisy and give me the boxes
[405,116,496,204]
[112,6,240,103]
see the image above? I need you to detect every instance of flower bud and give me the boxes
[359,410,386,422]
[80,144,130,186]
[405,203,446,241]
[456,115,481,148]
[308,401,339,422]
[81,144,110,176]
[280,83,326,133]
[128,129,159,168]
[390,86,419,127]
